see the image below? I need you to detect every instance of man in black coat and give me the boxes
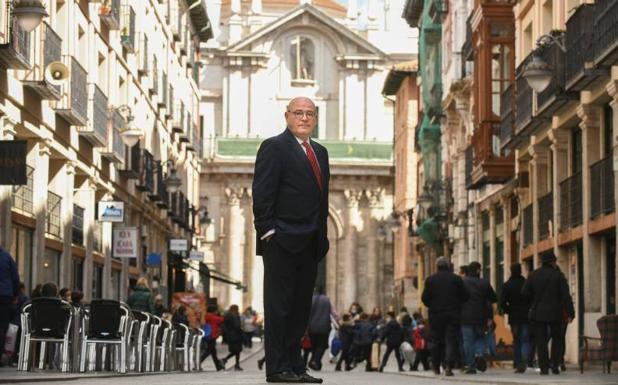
[421,256,469,376]
[307,288,332,371]
[521,253,574,375]
[252,97,329,384]
[460,261,497,374]
[500,263,531,373]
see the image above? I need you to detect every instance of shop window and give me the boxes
[11,225,33,291]
[41,249,61,285]
[73,258,83,291]
[92,264,104,299]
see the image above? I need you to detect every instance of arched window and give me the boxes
[289,36,315,82]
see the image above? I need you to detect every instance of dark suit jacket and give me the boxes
[521,265,575,323]
[252,129,330,261]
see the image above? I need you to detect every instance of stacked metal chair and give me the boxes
[79,300,131,373]
[18,298,75,372]
[128,310,151,372]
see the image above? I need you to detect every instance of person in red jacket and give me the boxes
[201,304,225,371]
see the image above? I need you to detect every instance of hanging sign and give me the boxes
[113,227,138,258]
[170,239,188,252]
[189,250,204,261]
[98,201,125,222]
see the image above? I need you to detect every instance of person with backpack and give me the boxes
[201,305,224,371]
[379,311,404,372]
[411,319,430,371]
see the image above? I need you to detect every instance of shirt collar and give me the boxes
[294,135,310,145]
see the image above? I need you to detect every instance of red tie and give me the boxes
[302,141,323,190]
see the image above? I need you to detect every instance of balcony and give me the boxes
[0,17,31,70]
[402,0,423,28]
[77,84,108,147]
[172,101,184,133]
[166,85,174,119]
[593,0,618,66]
[120,6,136,53]
[538,192,553,240]
[468,122,515,189]
[55,56,88,126]
[187,121,198,152]
[514,61,534,136]
[72,204,84,246]
[560,172,583,231]
[119,143,141,179]
[179,113,190,143]
[536,34,577,117]
[566,4,597,91]
[99,0,121,30]
[523,203,533,247]
[499,84,514,148]
[46,192,62,238]
[159,72,168,109]
[465,145,474,189]
[101,109,125,163]
[150,57,159,97]
[155,162,168,209]
[170,191,187,225]
[428,0,448,24]
[138,34,148,77]
[136,149,155,193]
[23,23,62,100]
[12,165,34,215]
[590,156,615,219]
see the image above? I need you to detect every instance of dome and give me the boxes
[220,0,348,19]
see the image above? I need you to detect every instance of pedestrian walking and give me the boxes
[241,306,257,348]
[499,262,531,373]
[153,294,166,317]
[460,261,497,374]
[201,304,224,371]
[172,305,189,326]
[421,256,469,376]
[59,287,71,303]
[521,253,575,375]
[252,96,329,384]
[308,287,332,371]
[399,312,415,370]
[127,277,154,313]
[411,319,430,371]
[221,304,244,371]
[335,314,355,371]
[349,313,377,371]
[0,245,19,367]
[379,311,404,372]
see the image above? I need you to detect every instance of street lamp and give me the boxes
[523,33,566,93]
[418,190,433,211]
[115,105,143,147]
[165,160,182,193]
[12,0,49,32]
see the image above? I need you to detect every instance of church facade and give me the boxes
[198,0,416,313]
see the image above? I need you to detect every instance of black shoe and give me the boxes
[308,361,320,371]
[335,366,341,371]
[266,371,302,383]
[258,359,265,371]
[464,369,477,374]
[560,364,566,372]
[551,366,560,375]
[515,366,526,374]
[433,367,441,375]
[234,365,243,371]
[445,368,454,376]
[540,369,549,375]
[297,373,323,383]
[475,356,487,372]
[344,366,353,371]
[379,366,384,372]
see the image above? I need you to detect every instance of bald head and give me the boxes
[285,96,317,141]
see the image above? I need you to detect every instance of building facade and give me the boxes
[199,0,417,313]
[0,0,211,303]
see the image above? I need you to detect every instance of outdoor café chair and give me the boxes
[79,300,131,373]
[18,298,74,372]
[129,310,151,372]
[173,322,191,371]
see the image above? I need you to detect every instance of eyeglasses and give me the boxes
[288,110,316,119]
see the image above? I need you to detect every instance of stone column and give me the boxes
[488,205,496,286]
[549,127,570,269]
[578,104,602,313]
[341,189,362,308]
[225,186,245,308]
[83,178,100,301]
[32,140,51,284]
[529,141,549,259]
[0,117,17,248]
[365,188,383,311]
[60,162,75,289]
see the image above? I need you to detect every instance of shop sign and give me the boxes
[170,239,188,252]
[98,201,124,222]
[113,227,138,258]
[147,252,161,266]
[0,140,27,185]
[189,250,204,261]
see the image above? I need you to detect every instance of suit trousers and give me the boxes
[533,321,562,372]
[429,313,460,371]
[262,237,318,377]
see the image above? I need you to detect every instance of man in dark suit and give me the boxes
[252,97,329,384]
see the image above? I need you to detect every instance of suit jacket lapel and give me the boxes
[310,140,328,194]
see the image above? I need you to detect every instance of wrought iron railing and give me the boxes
[120,6,136,52]
[500,84,514,145]
[168,85,174,117]
[112,110,125,162]
[156,162,168,207]
[590,156,615,218]
[46,192,62,238]
[537,34,567,111]
[71,56,88,124]
[162,72,168,107]
[72,204,84,246]
[99,0,121,30]
[42,22,61,94]
[465,145,473,188]
[593,0,618,63]
[538,192,553,240]
[560,172,583,230]
[0,17,31,69]
[523,203,533,246]
[92,84,108,146]
[137,150,155,192]
[515,66,533,132]
[152,56,159,95]
[12,165,34,214]
[566,4,594,88]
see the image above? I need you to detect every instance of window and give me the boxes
[73,258,83,291]
[572,128,582,174]
[72,205,84,246]
[491,44,511,117]
[604,104,613,158]
[12,165,34,215]
[495,206,504,298]
[46,192,62,238]
[111,269,121,300]
[92,264,104,299]
[482,211,491,280]
[41,249,61,285]
[11,225,33,291]
[290,36,315,82]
